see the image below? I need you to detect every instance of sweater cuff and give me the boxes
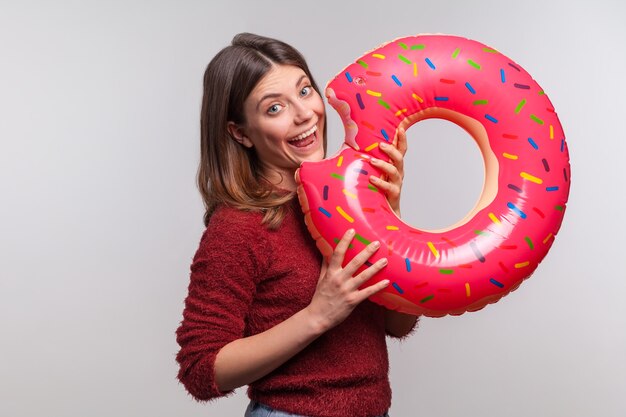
[178,347,235,401]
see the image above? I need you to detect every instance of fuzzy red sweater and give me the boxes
[176,199,405,417]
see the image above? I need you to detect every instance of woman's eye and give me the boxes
[300,86,312,97]
[267,104,282,114]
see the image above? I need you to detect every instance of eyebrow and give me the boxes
[256,74,309,111]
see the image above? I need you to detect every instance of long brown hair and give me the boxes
[198,33,327,228]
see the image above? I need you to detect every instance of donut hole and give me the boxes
[399,118,486,232]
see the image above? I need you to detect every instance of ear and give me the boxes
[227,121,254,148]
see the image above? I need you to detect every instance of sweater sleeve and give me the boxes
[175,209,268,401]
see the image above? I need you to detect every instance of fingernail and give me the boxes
[372,241,380,248]
[380,258,388,265]
[382,279,390,286]
[370,158,379,164]
[380,142,388,148]
[370,175,379,182]
[348,228,355,235]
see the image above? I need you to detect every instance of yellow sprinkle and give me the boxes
[465,283,471,297]
[342,189,357,199]
[515,261,530,268]
[366,90,382,97]
[503,153,518,160]
[365,142,379,152]
[395,108,408,117]
[337,155,344,167]
[543,233,553,244]
[412,93,424,103]
[550,124,554,139]
[520,172,543,184]
[413,62,418,77]
[386,225,399,231]
[488,212,501,224]
[372,53,386,59]
[336,206,354,223]
[427,241,440,258]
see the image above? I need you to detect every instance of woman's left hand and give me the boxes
[369,128,408,217]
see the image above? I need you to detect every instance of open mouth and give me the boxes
[287,125,318,149]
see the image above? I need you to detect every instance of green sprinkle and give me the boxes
[538,90,545,95]
[333,238,353,249]
[473,100,488,105]
[525,236,534,250]
[398,42,408,50]
[411,44,425,50]
[451,48,460,58]
[355,233,371,245]
[378,99,391,110]
[357,59,368,69]
[483,47,498,53]
[474,230,489,236]
[467,59,481,70]
[398,54,412,65]
[420,294,435,303]
[555,205,564,211]
[330,173,345,181]
[530,114,544,125]
[439,269,454,275]
[515,99,527,114]
[367,184,378,192]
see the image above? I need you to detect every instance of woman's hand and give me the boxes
[306,229,390,333]
[368,127,408,217]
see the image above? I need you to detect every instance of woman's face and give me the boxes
[230,64,326,189]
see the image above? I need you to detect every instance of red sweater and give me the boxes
[176,199,410,417]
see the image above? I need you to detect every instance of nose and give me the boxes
[292,100,314,125]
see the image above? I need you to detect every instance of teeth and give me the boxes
[289,125,317,142]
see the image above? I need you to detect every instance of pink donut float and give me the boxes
[295,35,570,317]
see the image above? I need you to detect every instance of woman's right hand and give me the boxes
[305,228,390,332]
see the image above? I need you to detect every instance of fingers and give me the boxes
[394,127,408,155]
[370,157,402,183]
[329,228,355,270]
[369,175,400,199]
[343,240,381,276]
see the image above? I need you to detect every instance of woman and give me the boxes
[176,33,418,417]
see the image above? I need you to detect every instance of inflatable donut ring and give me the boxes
[295,34,570,317]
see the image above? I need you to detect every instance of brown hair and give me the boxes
[198,33,327,228]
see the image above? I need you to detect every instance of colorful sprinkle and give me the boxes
[353,168,368,175]
[413,62,418,77]
[543,233,554,244]
[490,278,504,288]
[365,142,379,152]
[354,233,371,245]
[392,282,404,294]
[503,153,518,160]
[337,156,344,167]
[411,44,425,50]
[440,78,456,84]
[441,237,457,247]
[357,60,368,69]
[318,207,331,217]
[546,186,559,192]
[520,171,543,184]
[561,139,565,152]
[420,294,434,303]
[381,129,390,141]
[405,258,411,272]
[391,75,402,86]
[499,261,509,272]
[425,58,435,69]
[508,62,521,71]
[395,108,408,117]
[378,99,391,110]
[323,185,329,200]
[439,269,454,275]
[508,184,523,193]
[386,225,399,231]
[336,206,354,223]
[427,241,440,258]
[398,54,412,65]
[555,205,564,211]
[362,120,375,130]
[533,207,546,218]
[470,242,486,263]
[367,184,378,192]
[356,93,365,109]
[366,90,382,97]
[435,96,449,101]
[412,93,424,103]
[452,48,460,58]
[525,236,534,250]
[465,283,471,297]
[330,173,345,181]
[345,72,353,82]
[473,99,488,105]
[503,133,518,139]
[397,42,408,50]
[489,212,501,224]
[528,137,539,150]
[500,68,506,83]
[514,83,530,89]
[515,261,530,268]
[530,114,544,125]
[467,59,481,69]
[542,158,550,172]
[485,114,498,123]
[507,202,527,219]
[342,189,357,199]
[366,71,382,76]
[372,53,386,59]
[465,82,476,94]
[515,99,526,114]
[550,124,554,139]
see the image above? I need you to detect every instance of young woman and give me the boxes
[176,33,418,417]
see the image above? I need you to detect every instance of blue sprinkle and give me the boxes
[465,82,476,94]
[405,258,411,272]
[490,278,504,288]
[434,96,449,101]
[353,168,368,175]
[561,139,565,152]
[318,207,331,217]
[528,137,539,150]
[345,72,353,83]
[391,74,402,86]
[470,242,486,263]
[392,282,404,294]
[500,68,506,83]
[546,186,559,192]
[381,129,389,141]
[485,114,498,123]
[323,185,329,200]
[507,202,527,219]
[356,93,365,110]
[425,57,436,70]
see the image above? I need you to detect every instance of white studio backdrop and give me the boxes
[1,1,624,416]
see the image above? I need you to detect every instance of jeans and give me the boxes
[244,400,390,417]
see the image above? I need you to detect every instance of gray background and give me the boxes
[1,1,624,416]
